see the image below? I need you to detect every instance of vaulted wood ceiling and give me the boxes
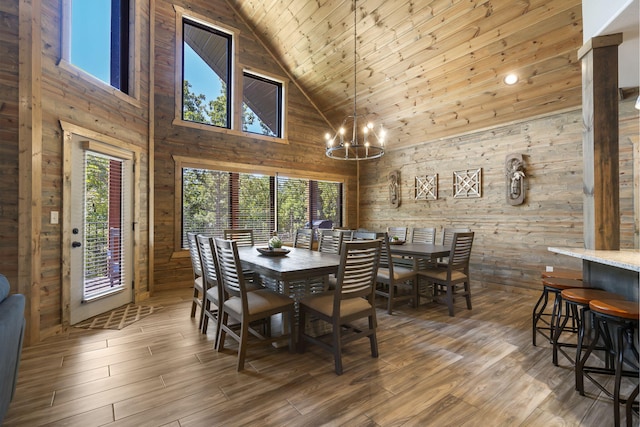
[228,0,583,151]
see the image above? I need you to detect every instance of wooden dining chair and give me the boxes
[420,232,474,316]
[186,232,205,330]
[317,229,344,254]
[438,227,470,266]
[387,226,408,242]
[375,232,418,314]
[412,227,436,244]
[223,229,254,247]
[409,227,437,269]
[297,239,382,375]
[293,228,314,250]
[351,230,377,241]
[214,237,295,371]
[196,234,222,347]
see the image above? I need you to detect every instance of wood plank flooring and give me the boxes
[4,287,636,426]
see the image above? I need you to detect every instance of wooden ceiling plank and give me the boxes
[311,3,581,112]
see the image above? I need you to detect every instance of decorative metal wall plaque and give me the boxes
[388,170,400,208]
[453,168,482,198]
[505,153,526,205]
[415,174,438,200]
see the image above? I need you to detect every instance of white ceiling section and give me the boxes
[583,0,640,88]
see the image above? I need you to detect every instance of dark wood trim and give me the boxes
[580,34,623,250]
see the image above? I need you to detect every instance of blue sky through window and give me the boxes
[184,44,221,104]
[70,0,111,83]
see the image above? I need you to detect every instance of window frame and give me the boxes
[172,156,347,253]
[172,6,289,144]
[242,69,286,139]
[60,0,140,103]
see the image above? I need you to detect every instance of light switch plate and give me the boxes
[50,211,59,224]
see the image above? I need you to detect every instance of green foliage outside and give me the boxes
[183,79,272,134]
[181,80,341,247]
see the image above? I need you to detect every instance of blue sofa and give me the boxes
[0,274,25,424]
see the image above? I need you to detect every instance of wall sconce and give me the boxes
[505,153,526,205]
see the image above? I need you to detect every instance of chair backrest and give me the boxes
[187,232,202,278]
[318,229,344,254]
[387,226,408,241]
[196,234,218,293]
[376,232,393,270]
[442,227,470,247]
[351,230,377,241]
[293,228,314,249]
[334,240,381,308]
[411,227,436,244]
[446,232,475,272]
[335,229,354,242]
[213,238,247,304]
[223,229,254,247]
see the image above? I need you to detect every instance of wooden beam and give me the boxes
[18,0,43,345]
[580,34,623,250]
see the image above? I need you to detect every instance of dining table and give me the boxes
[235,245,341,341]
[235,245,340,290]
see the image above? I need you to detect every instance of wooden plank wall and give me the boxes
[1,0,153,342]
[152,0,358,291]
[0,0,20,290]
[359,100,639,295]
[35,0,152,338]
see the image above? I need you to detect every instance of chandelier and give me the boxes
[324,0,386,160]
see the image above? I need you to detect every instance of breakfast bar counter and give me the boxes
[548,247,640,301]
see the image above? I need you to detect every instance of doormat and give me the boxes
[74,304,162,330]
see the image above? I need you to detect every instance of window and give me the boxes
[180,167,343,248]
[68,0,130,93]
[182,19,232,128]
[242,72,283,137]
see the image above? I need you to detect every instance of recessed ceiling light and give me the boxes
[504,74,518,85]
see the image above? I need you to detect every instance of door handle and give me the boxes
[72,241,82,248]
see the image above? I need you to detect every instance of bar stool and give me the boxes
[554,288,625,370]
[532,275,586,347]
[576,299,639,427]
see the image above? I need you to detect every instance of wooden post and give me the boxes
[578,34,623,250]
[18,0,43,345]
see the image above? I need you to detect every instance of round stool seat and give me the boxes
[589,299,640,320]
[542,277,588,290]
[560,289,626,306]
[541,270,583,280]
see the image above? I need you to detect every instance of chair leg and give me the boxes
[369,313,379,358]
[201,300,210,334]
[217,312,229,352]
[333,319,343,375]
[532,289,549,346]
[446,284,454,316]
[190,289,198,318]
[237,320,250,372]
[213,311,222,350]
[387,283,394,315]
[464,281,472,310]
[627,384,639,427]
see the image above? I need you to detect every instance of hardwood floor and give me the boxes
[4,287,636,426]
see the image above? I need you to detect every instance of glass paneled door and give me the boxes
[70,138,133,325]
